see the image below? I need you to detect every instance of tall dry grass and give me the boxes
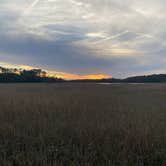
[0,83,166,165]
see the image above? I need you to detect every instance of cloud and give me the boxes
[0,0,166,78]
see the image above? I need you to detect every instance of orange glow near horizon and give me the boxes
[0,62,112,80]
[77,74,112,80]
[47,72,112,80]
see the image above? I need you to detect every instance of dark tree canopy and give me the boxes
[0,66,64,83]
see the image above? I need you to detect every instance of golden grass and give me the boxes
[0,83,166,165]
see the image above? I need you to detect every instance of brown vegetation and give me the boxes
[0,83,166,165]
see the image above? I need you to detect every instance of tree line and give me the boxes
[70,74,166,83]
[1,66,166,83]
[0,66,64,83]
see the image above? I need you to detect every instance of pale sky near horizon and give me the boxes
[0,0,166,79]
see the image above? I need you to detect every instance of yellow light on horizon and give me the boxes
[47,72,111,80]
[80,74,111,80]
[0,62,112,80]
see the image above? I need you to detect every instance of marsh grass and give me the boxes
[0,83,166,165]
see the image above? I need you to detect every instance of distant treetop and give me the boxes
[0,66,64,83]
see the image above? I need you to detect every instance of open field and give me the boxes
[0,83,166,165]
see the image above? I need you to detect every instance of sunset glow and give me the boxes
[0,62,111,80]
[49,73,111,80]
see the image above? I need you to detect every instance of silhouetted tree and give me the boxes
[0,66,64,83]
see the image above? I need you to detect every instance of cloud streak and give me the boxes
[31,0,40,8]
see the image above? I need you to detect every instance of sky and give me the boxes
[0,0,166,79]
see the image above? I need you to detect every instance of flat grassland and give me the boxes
[0,83,166,166]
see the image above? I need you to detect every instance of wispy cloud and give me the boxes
[0,0,166,77]
[23,0,41,14]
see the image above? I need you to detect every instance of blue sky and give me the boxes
[0,0,166,79]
